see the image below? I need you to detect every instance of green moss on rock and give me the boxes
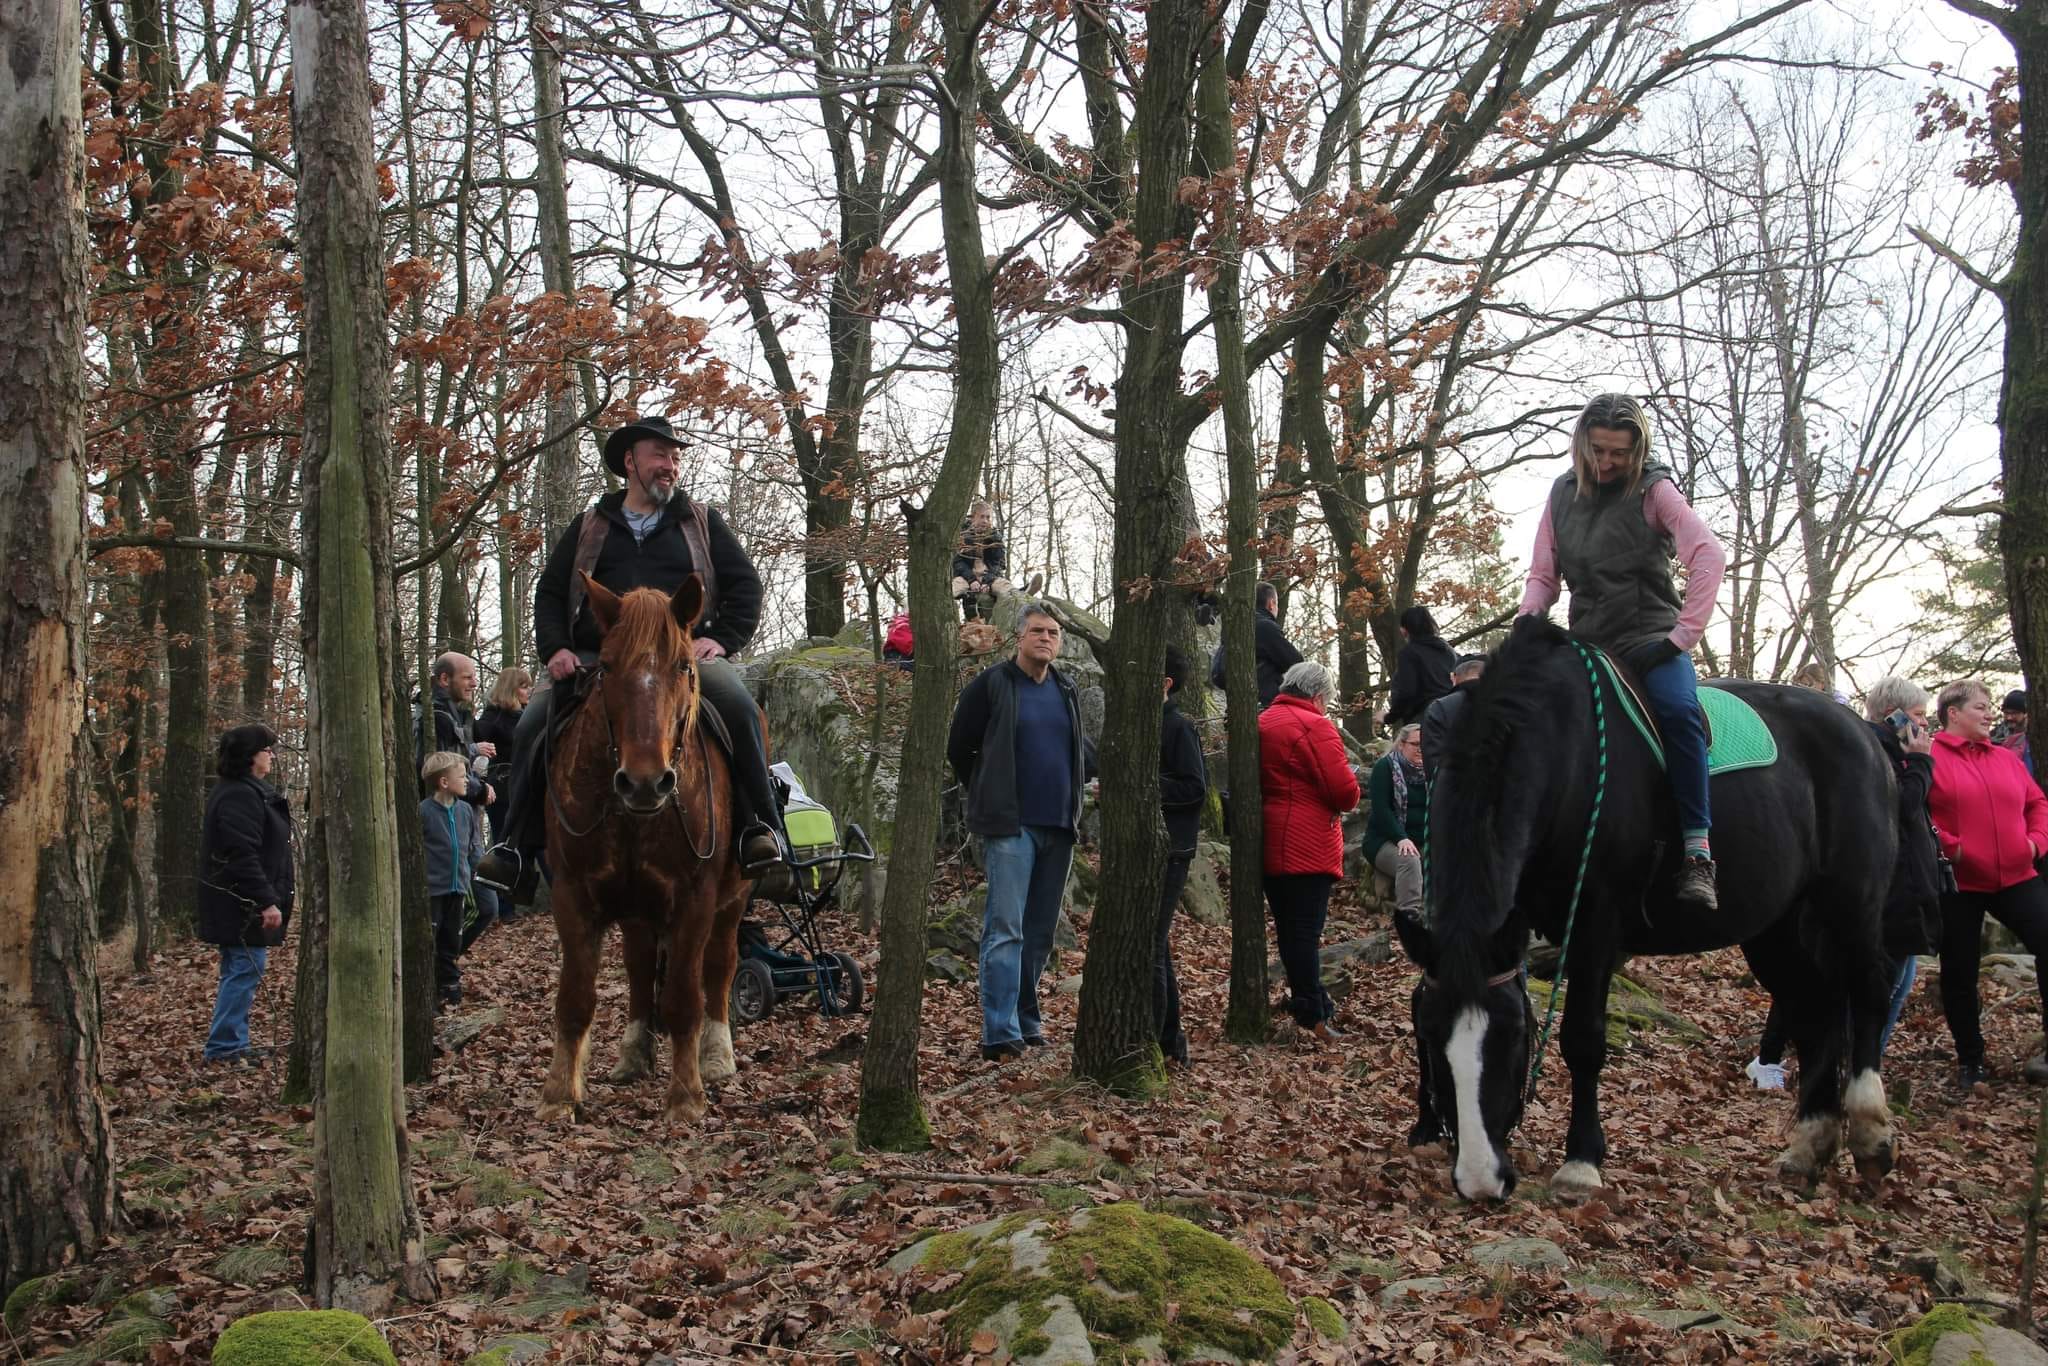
[3,1273,82,1331]
[1885,1304,1990,1366]
[911,1202,1295,1362]
[1302,1296,1345,1341]
[212,1309,396,1365]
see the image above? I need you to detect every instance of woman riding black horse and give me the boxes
[1400,396,1900,1201]
[1519,394,1725,910]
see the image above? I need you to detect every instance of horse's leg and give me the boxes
[540,884,602,1120]
[1747,927,1846,1183]
[1551,939,1617,1202]
[1840,931,1897,1185]
[661,888,719,1124]
[697,888,743,1084]
[607,919,659,1084]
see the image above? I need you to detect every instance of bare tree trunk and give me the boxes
[854,0,996,1150]
[1197,23,1270,1046]
[1072,0,1210,1096]
[529,0,589,538]
[0,2,115,1294]
[291,0,434,1311]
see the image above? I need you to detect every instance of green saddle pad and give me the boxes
[1594,654,1778,776]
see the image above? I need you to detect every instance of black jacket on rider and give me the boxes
[533,490,763,660]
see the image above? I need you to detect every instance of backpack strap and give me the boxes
[676,499,719,632]
[563,507,611,630]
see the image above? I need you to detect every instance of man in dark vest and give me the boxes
[1518,393,1727,910]
[477,416,784,899]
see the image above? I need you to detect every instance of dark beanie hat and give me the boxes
[2006,690,2029,713]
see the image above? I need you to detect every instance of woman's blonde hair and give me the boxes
[1570,393,1653,497]
[488,666,533,710]
[420,751,469,787]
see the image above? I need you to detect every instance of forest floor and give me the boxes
[12,876,2048,1364]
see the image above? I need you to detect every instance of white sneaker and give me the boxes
[1745,1057,1788,1091]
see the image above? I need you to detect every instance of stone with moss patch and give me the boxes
[1887,1303,2047,1366]
[212,1309,396,1365]
[467,1333,551,1365]
[4,1273,83,1331]
[893,1203,1295,1362]
[1301,1296,1345,1341]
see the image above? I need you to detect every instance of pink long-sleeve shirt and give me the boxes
[1517,480,1726,651]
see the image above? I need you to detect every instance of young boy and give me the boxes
[420,751,479,1009]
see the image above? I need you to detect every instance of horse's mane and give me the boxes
[1431,613,1580,995]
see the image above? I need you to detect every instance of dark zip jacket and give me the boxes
[196,776,295,947]
[948,659,1094,837]
[1385,635,1456,730]
[1160,698,1208,849]
[533,489,763,660]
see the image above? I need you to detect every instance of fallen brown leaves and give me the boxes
[21,883,2048,1362]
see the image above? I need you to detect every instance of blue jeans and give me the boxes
[1880,955,1916,1058]
[205,945,268,1059]
[1642,650,1710,835]
[979,826,1074,1047]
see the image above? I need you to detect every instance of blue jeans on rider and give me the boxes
[979,826,1074,1048]
[1641,649,1710,837]
[205,945,268,1060]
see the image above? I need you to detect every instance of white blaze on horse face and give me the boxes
[1448,1005,1506,1200]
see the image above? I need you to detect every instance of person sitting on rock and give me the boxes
[951,499,1013,620]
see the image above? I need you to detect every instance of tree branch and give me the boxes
[1910,225,2008,298]
[89,534,300,567]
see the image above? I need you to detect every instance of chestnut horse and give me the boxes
[538,572,747,1124]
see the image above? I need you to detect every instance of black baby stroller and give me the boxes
[729,763,876,1026]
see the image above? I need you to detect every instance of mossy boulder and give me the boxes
[1179,844,1227,928]
[3,1272,83,1331]
[744,642,900,853]
[468,1332,551,1365]
[890,1202,1299,1362]
[1526,972,1700,1052]
[212,1309,396,1365]
[1887,1303,2047,1365]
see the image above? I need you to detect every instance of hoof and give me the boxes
[1551,1160,1603,1203]
[664,1095,708,1125]
[605,1057,652,1085]
[537,1100,578,1123]
[1853,1142,1895,1186]
[1777,1115,1838,1185]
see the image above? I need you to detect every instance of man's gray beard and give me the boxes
[645,478,676,506]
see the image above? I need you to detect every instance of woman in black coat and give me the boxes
[198,723,294,1064]
[473,666,531,841]
[1383,605,1457,730]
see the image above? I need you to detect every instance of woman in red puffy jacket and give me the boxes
[1258,659,1361,1040]
[1928,678,2048,1089]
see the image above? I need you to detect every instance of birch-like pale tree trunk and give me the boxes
[0,0,114,1298]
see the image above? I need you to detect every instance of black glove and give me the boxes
[1621,637,1681,678]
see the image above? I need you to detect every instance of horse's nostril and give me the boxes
[613,769,633,796]
[656,770,676,795]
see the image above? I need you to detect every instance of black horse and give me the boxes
[1397,615,1899,1201]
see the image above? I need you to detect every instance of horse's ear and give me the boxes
[671,573,706,634]
[583,573,622,635]
[1393,908,1438,972]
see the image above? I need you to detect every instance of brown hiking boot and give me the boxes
[1675,855,1718,912]
[741,828,785,875]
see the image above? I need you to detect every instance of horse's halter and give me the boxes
[1419,966,1524,1150]
[548,658,717,860]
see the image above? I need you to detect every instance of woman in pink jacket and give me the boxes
[1927,678,2048,1088]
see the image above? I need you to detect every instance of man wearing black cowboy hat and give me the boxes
[477,415,785,898]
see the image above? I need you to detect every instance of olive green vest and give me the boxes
[1547,462,1682,655]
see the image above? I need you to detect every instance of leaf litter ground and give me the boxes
[20,879,2048,1363]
